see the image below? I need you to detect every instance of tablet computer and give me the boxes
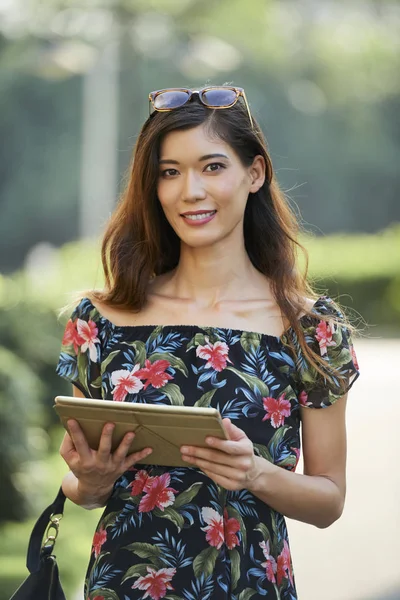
[54,396,228,467]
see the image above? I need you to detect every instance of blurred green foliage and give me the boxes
[0,0,399,271]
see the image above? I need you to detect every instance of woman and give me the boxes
[57,86,360,600]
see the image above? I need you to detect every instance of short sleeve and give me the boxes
[290,296,360,409]
[56,297,103,398]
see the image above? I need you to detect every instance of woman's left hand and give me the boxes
[180,418,264,491]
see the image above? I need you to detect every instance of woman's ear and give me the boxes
[249,155,266,193]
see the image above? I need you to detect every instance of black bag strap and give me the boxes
[26,487,66,574]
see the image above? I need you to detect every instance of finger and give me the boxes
[66,419,92,462]
[181,445,240,467]
[202,469,241,491]
[188,456,245,482]
[124,447,153,470]
[222,418,249,442]
[59,432,77,463]
[113,431,136,461]
[205,436,253,456]
[97,423,115,460]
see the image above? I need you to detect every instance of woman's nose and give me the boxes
[182,171,207,202]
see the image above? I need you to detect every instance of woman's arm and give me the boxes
[248,395,347,528]
[180,394,347,529]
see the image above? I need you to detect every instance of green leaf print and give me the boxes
[240,331,261,353]
[88,589,120,600]
[229,548,241,591]
[77,352,89,393]
[100,510,120,529]
[253,443,273,463]
[194,388,217,407]
[330,346,352,368]
[173,482,203,508]
[121,563,153,583]
[147,325,165,346]
[120,340,146,367]
[118,491,140,502]
[238,588,258,600]
[193,545,220,578]
[123,542,162,560]
[268,426,292,457]
[100,350,120,375]
[161,383,185,405]
[226,505,247,552]
[254,522,272,545]
[150,351,189,377]
[187,332,207,351]
[226,366,269,396]
[153,506,185,531]
[91,374,102,388]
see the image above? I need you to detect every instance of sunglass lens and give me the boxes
[201,88,237,107]
[153,90,190,110]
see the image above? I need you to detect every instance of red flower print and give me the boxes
[132,567,176,600]
[223,508,240,550]
[201,507,224,549]
[128,469,150,496]
[76,318,100,362]
[299,390,309,407]
[276,540,293,586]
[92,527,107,558]
[111,364,144,402]
[62,319,84,354]
[136,359,173,389]
[315,320,336,357]
[350,344,359,371]
[196,337,232,372]
[262,394,291,428]
[260,539,277,583]
[139,473,178,513]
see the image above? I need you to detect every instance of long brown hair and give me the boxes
[92,98,350,389]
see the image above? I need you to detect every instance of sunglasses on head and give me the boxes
[148,86,253,129]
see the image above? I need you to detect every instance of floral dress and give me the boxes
[56,296,360,600]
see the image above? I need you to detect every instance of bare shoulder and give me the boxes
[87,292,137,326]
[298,296,318,318]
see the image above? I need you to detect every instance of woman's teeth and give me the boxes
[183,211,215,220]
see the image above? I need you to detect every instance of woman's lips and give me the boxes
[181,210,217,225]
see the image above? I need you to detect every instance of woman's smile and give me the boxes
[180,209,217,225]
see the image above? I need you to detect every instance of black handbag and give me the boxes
[10,487,67,600]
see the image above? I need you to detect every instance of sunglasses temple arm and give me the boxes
[241,91,254,130]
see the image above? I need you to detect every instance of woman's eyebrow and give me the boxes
[159,153,229,165]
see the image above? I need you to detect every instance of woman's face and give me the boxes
[157,124,265,249]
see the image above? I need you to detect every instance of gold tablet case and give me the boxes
[54,396,228,467]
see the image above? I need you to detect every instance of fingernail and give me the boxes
[181,446,188,454]
[126,433,134,441]
[206,437,214,445]
[106,424,114,433]
[145,448,152,455]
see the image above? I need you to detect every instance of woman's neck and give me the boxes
[157,242,271,309]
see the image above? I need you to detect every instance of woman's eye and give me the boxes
[204,162,225,173]
[161,168,179,178]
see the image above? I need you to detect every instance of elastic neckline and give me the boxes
[83,296,327,344]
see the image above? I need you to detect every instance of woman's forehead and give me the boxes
[159,124,234,162]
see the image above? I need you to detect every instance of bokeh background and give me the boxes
[0,1,399,599]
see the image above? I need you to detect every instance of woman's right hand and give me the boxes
[60,419,152,506]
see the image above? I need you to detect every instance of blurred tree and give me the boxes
[0,0,399,272]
